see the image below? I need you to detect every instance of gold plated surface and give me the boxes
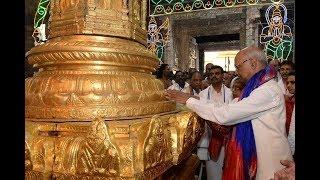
[48,0,147,45]
[25,35,176,119]
[25,112,204,179]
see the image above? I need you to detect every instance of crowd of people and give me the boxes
[159,46,295,180]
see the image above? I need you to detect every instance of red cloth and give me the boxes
[207,122,232,161]
[285,95,295,136]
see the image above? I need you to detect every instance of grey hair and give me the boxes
[245,48,268,66]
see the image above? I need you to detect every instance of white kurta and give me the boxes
[276,72,287,95]
[167,81,190,93]
[186,79,293,180]
[185,86,201,96]
[199,84,233,104]
[196,84,233,152]
[197,84,233,180]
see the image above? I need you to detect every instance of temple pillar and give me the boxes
[246,6,261,46]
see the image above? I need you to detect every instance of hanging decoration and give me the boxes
[149,0,283,16]
[32,0,50,46]
[259,2,293,62]
[147,17,170,63]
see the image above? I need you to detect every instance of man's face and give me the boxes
[175,72,185,84]
[163,65,171,77]
[280,64,293,79]
[183,72,189,81]
[223,72,232,87]
[231,81,243,99]
[205,64,214,76]
[190,73,202,90]
[208,68,223,85]
[234,54,251,81]
[189,68,196,76]
[286,75,295,95]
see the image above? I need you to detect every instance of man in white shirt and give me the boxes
[166,46,292,180]
[202,63,214,89]
[167,71,189,93]
[199,66,233,105]
[187,71,203,96]
[198,65,233,180]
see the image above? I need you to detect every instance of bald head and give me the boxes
[234,46,268,81]
[237,46,268,66]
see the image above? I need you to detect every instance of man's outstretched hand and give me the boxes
[165,90,196,104]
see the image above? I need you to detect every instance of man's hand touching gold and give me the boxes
[165,90,199,104]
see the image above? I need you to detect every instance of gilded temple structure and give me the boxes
[25,0,204,179]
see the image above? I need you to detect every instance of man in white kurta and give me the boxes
[167,71,189,93]
[197,66,233,180]
[166,46,292,180]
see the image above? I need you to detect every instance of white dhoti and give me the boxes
[197,124,225,180]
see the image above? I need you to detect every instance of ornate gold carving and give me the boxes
[25,140,45,180]
[143,116,172,170]
[96,0,112,9]
[25,74,165,106]
[25,110,204,179]
[132,0,141,23]
[48,0,146,45]
[169,111,205,164]
[25,141,33,170]
[26,101,175,119]
[58,118,120,176]
[60,0,81,12]
[25,171,44,180]
[25,34,176,119]
[26,35,157,70]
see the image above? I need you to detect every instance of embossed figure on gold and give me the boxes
[60,0,80,12]
[144,116,171,169]
[62,118,120,176]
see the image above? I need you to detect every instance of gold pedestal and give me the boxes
[25,0,204,179]
[25,112,204,179]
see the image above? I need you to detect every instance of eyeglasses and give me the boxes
[235,59,250,70]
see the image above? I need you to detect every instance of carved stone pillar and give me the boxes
[177,29,189,71]
[163,17,175,68]
[245,6,261,47]
[189,37,199,70]
[25,0,204,179]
